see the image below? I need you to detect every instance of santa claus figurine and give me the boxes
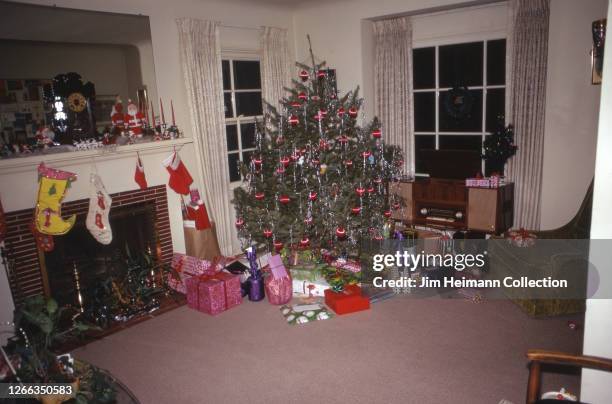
[125,100,146,138]
[110,97,125,132]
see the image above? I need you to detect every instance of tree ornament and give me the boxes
[311,158,320,165]
[319,139,329,150]
[338,135,349,145]
[253,156,263,167]
[337,107,345,117]
[304,216,313,225]
[263,229,273,238]
[291,101,302,108]
[276,166,286,175]
[362,151,372,158]
[335,227,347,239]
[279,195,291,204]
[299,70,309,81]
[311,95,320,102]
[300,237,310,247]
[351,207,361,215]
[255,192,265,201]
[289,115,299,126]
[383,210,392,218]
[367,186,375,194]
[235,218,245,228]
[298,92,308,101]
[273,240,284,252]
[372,129,382,138]
[317,70,326,79]
[320,164,328,175]
[276,136,285,145]
[319,109,328,117]
[392,202,401,210]
[374,177,383,184]
[280,156,291,167]
[373,234,384,241]
[355,187,366,197]
[348,107,358,118]
[308,191,318,201]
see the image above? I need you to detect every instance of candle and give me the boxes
[160,98,166,125]
[171,99,176,126]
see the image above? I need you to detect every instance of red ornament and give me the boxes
[336,227,347,238]
[384,210,392,218]
[311,158,320,165]
[338,135,349,144]
[298,92,308,101]
[351,207,361,215]
[279,195,291,204]
[276,166,285,174]
[235,218,244,228]
[320,109,328,117]
[362,151,372,158]
[319,139,329,150]
[300,237,310,247]
[308,191,318,201]
[255,192,265,201]
[348,107,358,118]
[374,177,383,184]
[372,129,382,138]
[337,107,346,117]
[304,216,313,225]
[373,234,384,241]
[273,240,284,252]
[392,202,401,210]
[367,186,375,194]
[314,111,324,121]
[291,152,300,161]
[299,70,309,81]
[317,70,326,79]
[280,156,290,167]
[263,229,273,238]
[252,156,263,167]
[276,136,285,145]
[311,95,320,102]
[291,101,301,108]
[344,159,353,167]
[288,115,299,126]
[355,187,366,197]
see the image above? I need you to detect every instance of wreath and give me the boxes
[443,85,474,120]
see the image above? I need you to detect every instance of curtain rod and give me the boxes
[369,0,507,22]
[219,23,286,32]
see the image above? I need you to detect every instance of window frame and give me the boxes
[222,52,263,186]
[412,35,506,175]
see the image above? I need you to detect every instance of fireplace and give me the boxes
[3,186,173,306]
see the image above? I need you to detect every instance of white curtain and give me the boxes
[261,26,291,111]
[505,0,550,230]
[176,18,234,255]
[373,16,414,175]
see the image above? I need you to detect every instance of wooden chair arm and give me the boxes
[527,349,612,372]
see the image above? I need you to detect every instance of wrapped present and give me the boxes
[292,278,329,297]
[506,228,537,247]
[171,252,218,276]
[166,272,187,294]
[330,258,361,273]
[265,254,292,305]
[185,273,242,315]
[324,285,370,315]
[280,303,334,325]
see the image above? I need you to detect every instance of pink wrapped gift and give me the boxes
[186,275,226,315]
[171,252,218,276]
[265,275,292,305]
[167,272,187,294]
[215,272,242,309]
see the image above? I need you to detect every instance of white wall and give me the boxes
[581,1,612,400]
[540,0,607,229]
[294,0,605,230]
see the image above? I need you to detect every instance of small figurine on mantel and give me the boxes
[125,99,146,139]
[111,97,126,133]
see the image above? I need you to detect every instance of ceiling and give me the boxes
[0,1,151,46]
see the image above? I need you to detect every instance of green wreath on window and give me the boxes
[443,84,474,120]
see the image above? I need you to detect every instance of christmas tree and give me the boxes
[232,47,404,257]
[482,117,517,174]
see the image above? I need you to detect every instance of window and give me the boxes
[413,39,506,175]
[222,59,263,182]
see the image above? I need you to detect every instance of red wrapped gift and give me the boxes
[167,272,187,294]
[265,275,293,305]
[324,285,370,315]
[171,252,218,276]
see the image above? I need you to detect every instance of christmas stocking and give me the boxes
[34,163,77,235]
[186,200,211,230]
[134,157,148,189]
[163,152,193,195]
[86,173,113,245]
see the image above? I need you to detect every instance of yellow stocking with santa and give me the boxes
[34,163,77,235]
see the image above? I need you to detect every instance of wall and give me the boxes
[0,40,137,103]
[540,0,607,229]
[294,0,606,230]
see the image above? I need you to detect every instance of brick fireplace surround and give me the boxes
[3,185,173,304]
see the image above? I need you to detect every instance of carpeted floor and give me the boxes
[73,297,583,404]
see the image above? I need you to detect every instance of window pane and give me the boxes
[439,135,482,152]
[413,47,435,89]
[439,89,483,132]
[487,39,506,85]
[228,153,241,182]
[224,93,234,118]
[226,124,238,152]
[233,61,261,90]
[415,135,436,173]
[236,92,263,116]
[439,42,483,87]
[242,150,254,167]
[240,122,256,149]
[486,88,505,133]
[414,92,436,132]
[222,60,231,90]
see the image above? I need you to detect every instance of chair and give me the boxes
[527,349,612,403]
[488,180,594,316]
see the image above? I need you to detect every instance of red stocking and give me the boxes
[134,157,148,190]
[163,152,193,195]
[186,201,211,230]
